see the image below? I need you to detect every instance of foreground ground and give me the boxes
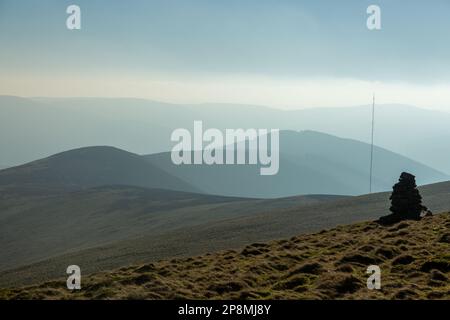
[1,213,449,300]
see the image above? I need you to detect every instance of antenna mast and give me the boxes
[369,94,375,193]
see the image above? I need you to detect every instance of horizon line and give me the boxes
[0,94,447,113]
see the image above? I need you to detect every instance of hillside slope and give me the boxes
[0,185,243,271]
[0,182,343,273]
[1,181,449,288]
[2,213,449,300]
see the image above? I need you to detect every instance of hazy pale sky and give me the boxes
[1,0,450,110]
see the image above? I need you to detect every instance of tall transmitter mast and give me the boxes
[369,94,375,193]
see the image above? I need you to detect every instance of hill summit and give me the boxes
[0,146,196,193]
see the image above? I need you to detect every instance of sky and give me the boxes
[1,0,450,110]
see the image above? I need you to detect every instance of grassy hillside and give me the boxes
[1,181,449,288]
[0,182,344,275]
[0,185,242,271]
[2,213,449,300]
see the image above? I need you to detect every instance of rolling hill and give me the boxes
[2,212,449,299]
[144,130,448,198]
[0,146,197,194]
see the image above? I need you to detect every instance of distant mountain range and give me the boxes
[2,96,450,174]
